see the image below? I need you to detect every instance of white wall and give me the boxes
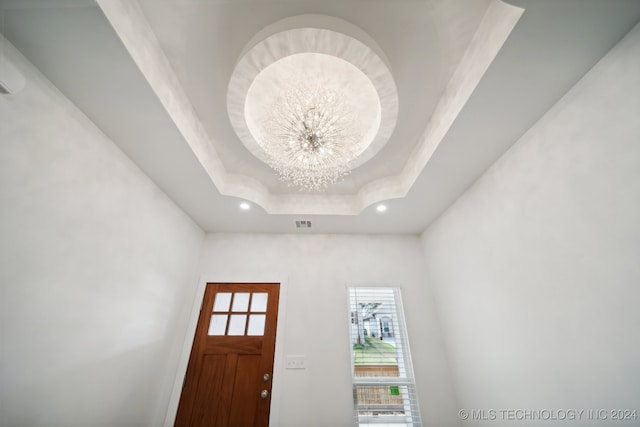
[421,23,640,426]
[0,38,204,426]
[180,233,460,427]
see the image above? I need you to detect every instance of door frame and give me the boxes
[164,279,287,427]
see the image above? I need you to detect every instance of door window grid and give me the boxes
[208,292,268,336]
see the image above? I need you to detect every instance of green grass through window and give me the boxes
[353,336,398,365]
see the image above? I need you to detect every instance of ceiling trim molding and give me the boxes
[400,0,524,192]
[96,0,230,188]
[96,0,523,216]
[354,0,524,212]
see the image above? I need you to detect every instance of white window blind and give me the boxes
[348,287,422,427]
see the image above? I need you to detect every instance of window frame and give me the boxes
[347,286,422,427]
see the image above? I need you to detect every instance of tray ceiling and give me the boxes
[3,0,640,233]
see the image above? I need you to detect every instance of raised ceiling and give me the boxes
[2,0,640,233]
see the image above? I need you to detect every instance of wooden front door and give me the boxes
[174,283,280,427]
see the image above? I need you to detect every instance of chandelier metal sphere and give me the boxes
[261,83,361,191]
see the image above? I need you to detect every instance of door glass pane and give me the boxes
[247,314,266,336]
[228,314,247,335]
[231,293,250,312]
[208,315,228,335]
[250,293,268,312]
[213,293,232,312]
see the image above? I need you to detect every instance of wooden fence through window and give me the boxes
[354,365,404,414]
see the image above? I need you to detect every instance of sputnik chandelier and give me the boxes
[260,82,361,191]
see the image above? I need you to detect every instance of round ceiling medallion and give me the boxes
[245,53,381,166]
[227,26,399,175]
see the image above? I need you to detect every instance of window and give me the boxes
[348,287,422,426]
[208,291,268,336]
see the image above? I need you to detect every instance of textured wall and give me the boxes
[171,233,460,427]
[421,23,640,425]
[0,38,204,426]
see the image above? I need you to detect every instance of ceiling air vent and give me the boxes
[295,220,312,229]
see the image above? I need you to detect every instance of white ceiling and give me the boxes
[2,0,640,234]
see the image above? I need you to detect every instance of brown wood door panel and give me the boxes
[191,355,226,426]
[204,337,262,353]
[175,283,280,427]
[228,355,262,426]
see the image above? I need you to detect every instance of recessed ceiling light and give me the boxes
[240,202,251,211]
[376,204,387,212]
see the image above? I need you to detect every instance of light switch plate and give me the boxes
[285,355,306,369]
